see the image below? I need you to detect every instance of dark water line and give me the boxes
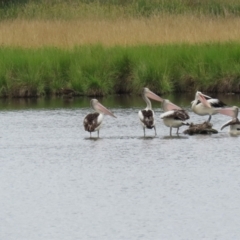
[0,93,240,111]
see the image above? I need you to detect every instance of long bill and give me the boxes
[95,102,117,118]
[197,92,212,108]
[162,99,182,112]
[221,119,233,130]
[218,106,238,118]
[145,89,163,102]
[197,91,212,99]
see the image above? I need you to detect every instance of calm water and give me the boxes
[1,94,240,240]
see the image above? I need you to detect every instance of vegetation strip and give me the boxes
[0,43,240,98]
[1,0,240,98]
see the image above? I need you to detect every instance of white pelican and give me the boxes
[83,99,116,138]
[221,106,240,134]
[191,91,229,122]
[160,99,190,136]
[138,88,163,136]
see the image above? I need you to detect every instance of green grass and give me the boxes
[1,0,240,20]
[1,43,240,97]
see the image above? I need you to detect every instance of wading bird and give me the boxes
[83,99,116,138]
[138,88,162,136]
[221,106,240,134]
[191,91,229,122]
[160,99,190,136]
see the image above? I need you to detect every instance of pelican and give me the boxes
[138,88,163,136]
[221,106,240,134]
[83,99,116,138]
[191,91,229,122]
[160,99,190,136]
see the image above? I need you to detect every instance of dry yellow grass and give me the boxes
[1,15,240,48]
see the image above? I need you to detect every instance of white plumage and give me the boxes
[191,91,227,122]
[160,100,189,136]
[220,106,240,134]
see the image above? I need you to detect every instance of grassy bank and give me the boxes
[1,0,240,98]
[1,43,240,98]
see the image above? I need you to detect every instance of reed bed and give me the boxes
[1,15,240,48]
[1,0,240,97]
[1,0,240,20]
[1,43,240,98]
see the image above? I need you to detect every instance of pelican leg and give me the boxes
[176,127,179,135]
[90,132,92,138]
[154,126,157,136]
[170,127,172,136]
[207,115,212,122]
[143,128,146,137]
[97,130,100,138]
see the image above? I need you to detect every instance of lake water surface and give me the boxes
[1,94,240,240]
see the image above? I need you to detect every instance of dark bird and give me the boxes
[83,99,116,138]
[138,87,162,137]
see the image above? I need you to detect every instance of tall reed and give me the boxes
[1,43,240,97]
[1,0,240,20]
[1,16,240,48]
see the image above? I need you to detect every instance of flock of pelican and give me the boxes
[83,88,240,137]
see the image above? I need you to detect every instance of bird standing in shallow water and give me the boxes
[191,91,230,122]
[221,106,240,134]
[138,88,162,137]
[83,99,116,138]
[160,99,190,136]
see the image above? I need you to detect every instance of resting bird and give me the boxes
[191,91,231,122]
[83,99,116,138]
[160,99,190,136]
[138,87,162,137]
[221,106,240,134]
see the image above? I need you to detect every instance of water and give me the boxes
[1,94,240,240]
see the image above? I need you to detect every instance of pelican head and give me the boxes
[196,91,212,108]
[91,99,116,118]
[142,88,163,102]
[196,91,212,100]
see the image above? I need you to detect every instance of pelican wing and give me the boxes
[208,98,226,108]
[161,109,189,120]
[84,113,102,132]
[160,110,174,119]
[139,109,155,129]
[174,109,189,120]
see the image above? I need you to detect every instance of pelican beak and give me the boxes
[95,102,117,118]
[218,107,238,118]
[197,91,211,99]
[145,89,163,102]
[220,119,234,130]
[221,122,230,130]
[163,99,182,111]
[197,92,211,108]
